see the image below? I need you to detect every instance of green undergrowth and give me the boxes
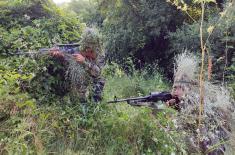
[0,58,185,155]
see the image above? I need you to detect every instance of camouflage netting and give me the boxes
[63,54,89,91]
[173,51,235,154]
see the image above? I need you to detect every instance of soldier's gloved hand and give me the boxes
[166,98,181,111]
[49,47,64,57]
[166,99,176,107]
[73,53,85,64]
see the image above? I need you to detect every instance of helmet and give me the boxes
[79,27,101,54]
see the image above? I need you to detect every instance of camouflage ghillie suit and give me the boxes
[177,90,232,154]
[49,28,105,103]
[172,52,234,154]
[75,52,106,103]
[75,27,106,103]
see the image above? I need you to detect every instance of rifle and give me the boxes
[108,91,177,109]
[15,43,80,56]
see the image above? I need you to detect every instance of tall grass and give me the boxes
[0,60,184,154]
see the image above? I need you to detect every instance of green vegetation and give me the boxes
[0,57,184,154]
[0,0,83,54]
[0,0,234,154]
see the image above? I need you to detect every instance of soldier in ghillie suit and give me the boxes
[167,52,234,154]
[76,27,106,103]
[51,27,105,103]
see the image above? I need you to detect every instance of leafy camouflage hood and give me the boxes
[173,51,198,90]
[79,27,102,55]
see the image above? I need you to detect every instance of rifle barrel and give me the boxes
[107,96,149,103]
[107,92,173,104]
[56,43,80,46]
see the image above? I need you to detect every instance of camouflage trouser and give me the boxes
[91,77,105,102]
[76,77,105,103]
[77,84,88,103]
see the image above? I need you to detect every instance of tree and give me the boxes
[97,0,184,77]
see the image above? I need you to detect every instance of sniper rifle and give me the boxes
[15,43,80,56]
[108,91,179,109]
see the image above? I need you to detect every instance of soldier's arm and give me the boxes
[165,98,181,111]
[83,54,105,77]
[49,48,64,58]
